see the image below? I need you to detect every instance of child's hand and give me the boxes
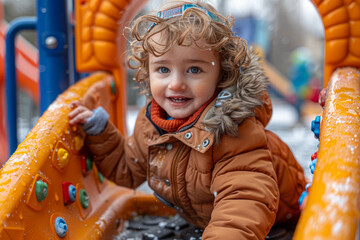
[68,101,93,126]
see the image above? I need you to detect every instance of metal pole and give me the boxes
[36,0,70,114]
[5,17,37,156]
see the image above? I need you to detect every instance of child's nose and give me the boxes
[168,75,186,90]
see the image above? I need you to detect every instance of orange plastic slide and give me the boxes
[0,72,176,239]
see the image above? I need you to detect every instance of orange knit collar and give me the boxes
[150,96,215,133]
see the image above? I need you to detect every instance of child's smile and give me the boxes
[168,97,191,105]
[149,38,220,119]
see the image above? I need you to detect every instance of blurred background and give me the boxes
[2,0,324,179]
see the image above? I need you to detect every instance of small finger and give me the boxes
[69,100,81,110]
[69,111,93,126]
[68,106,87,119]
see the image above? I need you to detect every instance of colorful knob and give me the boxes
[311,151,318,161]
[69,185,76,202]
[79,189,89,209]
[310,158,317,174]
[98,171,105,183]
[311,116,321,139]
[36,180,48,202]
[298,191,308,207]
[57,148,69,168]
[81,155,93,175]
[74,136,84,151]
[110,79,116,95]
[55,217,68,238]
[86,156,93,171]
[62,182,76,205]
[318,88,326,108]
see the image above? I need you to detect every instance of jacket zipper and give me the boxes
[171,143,185,211]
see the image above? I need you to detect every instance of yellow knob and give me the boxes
[57,148,69,168]
[74,136,84,151]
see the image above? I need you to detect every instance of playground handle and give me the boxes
[5,17,37,156]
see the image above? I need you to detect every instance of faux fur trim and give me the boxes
[202,49,269,143]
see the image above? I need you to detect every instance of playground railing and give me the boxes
[294,67,360,239]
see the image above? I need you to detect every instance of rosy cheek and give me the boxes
[150,83,163,96]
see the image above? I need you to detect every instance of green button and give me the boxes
[86,156,93,171]
[110,80,116,95]
[79,189,89,209]
[98,172,105,183]
[36,180,48,202]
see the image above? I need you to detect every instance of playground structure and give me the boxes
[0,0,359,239]
[0,17,39,165]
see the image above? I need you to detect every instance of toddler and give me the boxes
[69,1,306,239]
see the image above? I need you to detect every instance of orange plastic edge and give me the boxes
[293,67,360,239]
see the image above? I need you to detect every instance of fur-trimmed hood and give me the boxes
[202,49,272,142]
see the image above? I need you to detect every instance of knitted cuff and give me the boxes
[82,107,109,136]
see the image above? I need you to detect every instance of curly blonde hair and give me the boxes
[126,0,250,97]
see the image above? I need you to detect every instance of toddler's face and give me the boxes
[148,38,220,119]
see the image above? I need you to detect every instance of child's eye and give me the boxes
[158,67,170,73]
[188,67,201,74]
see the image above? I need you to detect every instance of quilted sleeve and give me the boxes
[85,107,149,188]
[202,118,279,240]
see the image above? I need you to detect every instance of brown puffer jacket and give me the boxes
[86,51,306,239]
